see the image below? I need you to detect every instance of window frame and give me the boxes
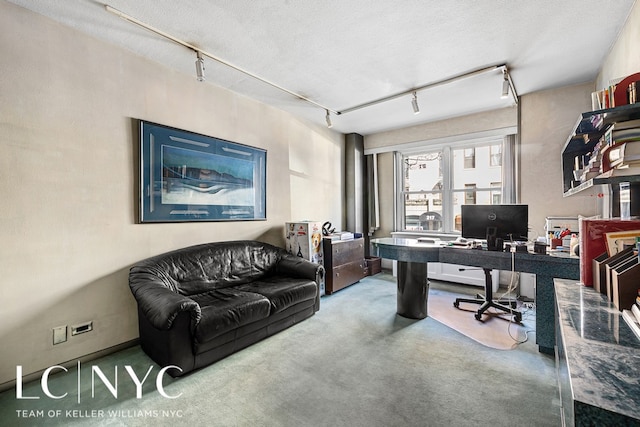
[395,135,517,234]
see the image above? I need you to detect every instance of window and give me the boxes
[397,137,515,233]
[490,144,502,166]
[491,182,502,204]
[402,153,443,231]
[464,184,476,204]
[464,148,475,168]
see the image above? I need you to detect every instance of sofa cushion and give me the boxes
[191,288,271,344]
[235,276,317,314]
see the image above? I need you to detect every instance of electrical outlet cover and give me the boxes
[53,326,67,345]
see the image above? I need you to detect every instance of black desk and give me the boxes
[371,237,580,354]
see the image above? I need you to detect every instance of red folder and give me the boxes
[579,218,640,286]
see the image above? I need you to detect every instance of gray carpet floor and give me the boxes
[0,272,561,426]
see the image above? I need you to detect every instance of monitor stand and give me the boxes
[485,227,503,251]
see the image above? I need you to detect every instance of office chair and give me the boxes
[453,267,522,322]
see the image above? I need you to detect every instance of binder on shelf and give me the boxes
[604,247,636,301]
[612,258,640,311]
[592,252,609,294]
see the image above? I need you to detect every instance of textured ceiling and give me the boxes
[7,0,637,135]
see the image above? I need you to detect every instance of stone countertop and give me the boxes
[555,278,640,423]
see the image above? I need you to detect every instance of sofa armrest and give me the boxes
[276,254,325,284]
[129,276,201,332]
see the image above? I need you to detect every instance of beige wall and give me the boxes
[519,82,597,235]
[365,107,517,152]
[597,0,640,89]
[0,2,343,385]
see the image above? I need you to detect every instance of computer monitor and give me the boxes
[461,204,529,250]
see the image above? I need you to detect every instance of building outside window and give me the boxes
[464,184,476,204]
[464,148,475,168]
[397,138,514,233]
[490,144,502,166]
[491,181,502,204]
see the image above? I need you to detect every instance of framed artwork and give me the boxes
[139,120,266,222]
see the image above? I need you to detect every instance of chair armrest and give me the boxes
[129,271,201,331]
[276,254,325,284]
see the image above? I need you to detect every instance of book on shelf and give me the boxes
[591,85,618,110]
[609,128,640,143]
[580,170,600,182]
[590,113,604,130]
[610,118,640,132]
[608,141,640,168]
[603,122,640,145]
[598,167,640,178]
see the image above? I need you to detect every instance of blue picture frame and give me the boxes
[139,121,266,222]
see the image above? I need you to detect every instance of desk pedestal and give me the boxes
[397,261,429,319]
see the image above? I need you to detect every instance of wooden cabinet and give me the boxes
[323,237,366,295]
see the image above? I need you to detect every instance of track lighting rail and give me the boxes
[338,64,517,115]
[105,5,518,128]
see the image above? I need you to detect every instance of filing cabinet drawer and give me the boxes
[323,237,366,294]
[327,260,366,294]
[328,239,365,265]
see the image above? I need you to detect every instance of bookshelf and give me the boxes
[561,103,640,197]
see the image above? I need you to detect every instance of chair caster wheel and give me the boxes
[453,301,459,308]
[474,313,482,321]
[514,314,522,323]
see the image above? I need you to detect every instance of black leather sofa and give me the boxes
[128,240,324,376]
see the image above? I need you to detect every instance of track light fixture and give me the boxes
[501,70,510,99]
[195,51,205,82]
[325,109,333,128]
[411,91,420,115]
